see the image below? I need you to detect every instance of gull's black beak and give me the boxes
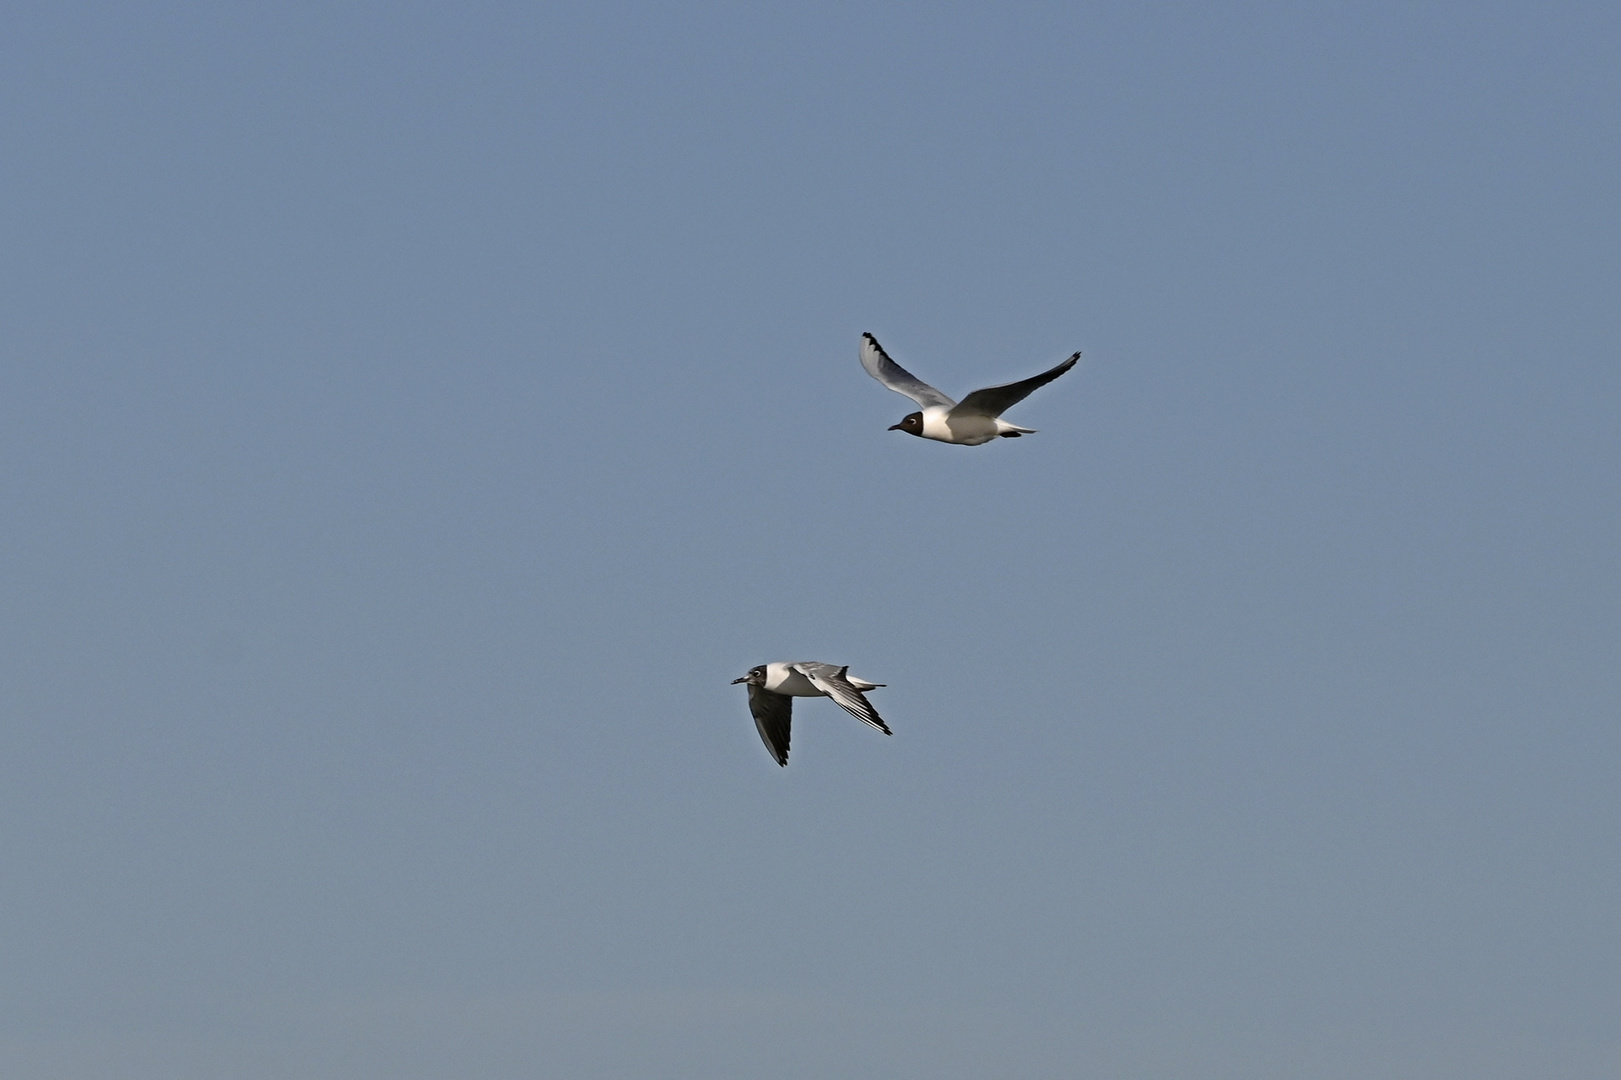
[731,676,748,684]
[888,422,905,430]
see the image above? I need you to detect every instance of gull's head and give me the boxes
[889,412,924,436]
[732,665,767,686]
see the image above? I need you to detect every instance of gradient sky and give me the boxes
[3,3,1618,1078]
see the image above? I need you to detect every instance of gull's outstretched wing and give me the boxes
[747,685,793,766]
[794,662,892,735]
[952,352,1081,419]
[860,333,956,410]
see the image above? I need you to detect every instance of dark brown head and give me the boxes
[889,412,924,437]
[731,665,767,687]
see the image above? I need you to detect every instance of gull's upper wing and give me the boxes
[860,333,956,410]
[747,685,793,766]
[794,663,892,735]
[951,352,1081,419]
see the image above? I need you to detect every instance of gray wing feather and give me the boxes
[860,333,956,410]
[951,352,1081,419]
[747,685,793,766]
[794,663,892,735]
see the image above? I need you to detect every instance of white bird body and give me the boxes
[756,661,883,697]
[911,405,1037,446]
[859,332,1078,445]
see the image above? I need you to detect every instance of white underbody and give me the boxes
[764,662,882,696]
[917,406,1036,446]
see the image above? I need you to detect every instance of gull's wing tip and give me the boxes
[859,335,956,410]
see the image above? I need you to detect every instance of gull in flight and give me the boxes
[732,661,891,767]
[860,332,1081,445]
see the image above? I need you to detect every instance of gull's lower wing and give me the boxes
[952,352,1081,419]
[860,333,956,410]
[747,685,793,766]
[795,663,892,735]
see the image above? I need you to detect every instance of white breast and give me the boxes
[765,663,823,697]
[921,407,998,445]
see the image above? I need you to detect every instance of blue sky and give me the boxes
[2,2,1618,1077]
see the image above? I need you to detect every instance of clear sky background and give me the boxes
[3,3,1618,1077]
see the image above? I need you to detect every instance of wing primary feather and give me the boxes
[798,663,892,735]
[747,685,793,766]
